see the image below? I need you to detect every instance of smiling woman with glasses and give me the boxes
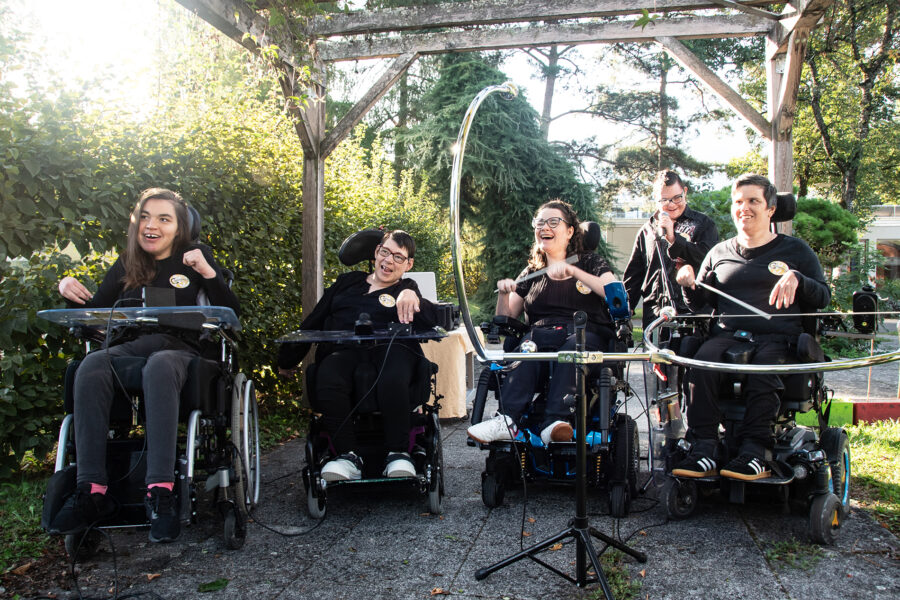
[531,216,569,229]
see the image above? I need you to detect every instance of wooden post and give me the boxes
[300,59,327,311]
[767,36,793,234]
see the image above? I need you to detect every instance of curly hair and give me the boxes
[527,199,584,271]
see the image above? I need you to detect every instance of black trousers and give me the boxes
[686,336,790,457]
[314,343,420,455]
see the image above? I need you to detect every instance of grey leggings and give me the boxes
[73,334,197,486]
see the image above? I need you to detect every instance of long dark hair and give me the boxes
[527,199,584,271]
[121,188,192,290]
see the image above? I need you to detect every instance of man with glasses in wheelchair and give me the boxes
[672,174,831,481]
[278,230,439,482]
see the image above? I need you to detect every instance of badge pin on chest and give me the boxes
[768,261,789,276]
[575,280,591,295]
[379,294,396,307]
[170,274,190,289]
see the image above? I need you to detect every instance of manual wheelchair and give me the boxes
[467,223,643,517]
[281,229,457,518]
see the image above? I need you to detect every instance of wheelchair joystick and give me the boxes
[354,312,374,336]
[659,306,677,321]
[520,339,537,353]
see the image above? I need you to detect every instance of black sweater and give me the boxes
[683,234,830,336]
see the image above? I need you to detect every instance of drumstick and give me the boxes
[494,255,579,293]
[696,280,772,320]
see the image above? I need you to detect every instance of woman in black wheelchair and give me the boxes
[466,200,619,446]
[277,230,434,482]
[672,174,830,482]
[51,188,240,543]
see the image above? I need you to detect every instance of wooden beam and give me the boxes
[656,35,771,138]
[771,0,832,56]
[322,52,419,158]
[308,0,780,38]
[174,0,308,70]
[772,28,810,136]
[319,14,772,62]
[706,0,779,20]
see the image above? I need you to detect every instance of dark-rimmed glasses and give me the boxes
[532,217,569,229]
[658,192,686,206]
[376,245,410,264]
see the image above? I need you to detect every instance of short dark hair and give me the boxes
[652,170,686,198]
[381,230,415,258]
[732,173,777,208]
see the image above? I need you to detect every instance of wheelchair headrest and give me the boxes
[339,229,384,266]
[580,221,601,252]
[187,205,202,242]
[771,193,796,223]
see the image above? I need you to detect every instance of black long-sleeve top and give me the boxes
[683,234,831,336]
[623,206,718,315]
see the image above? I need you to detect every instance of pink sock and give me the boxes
[90,483,108,495]
[147,482,174,497]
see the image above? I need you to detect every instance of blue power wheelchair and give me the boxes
[467,223,643,518]
[279,229,457,518]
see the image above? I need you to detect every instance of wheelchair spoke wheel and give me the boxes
[808,492,842,545]
[820,428,851,518]
[663,477,698,520]
[231,374,261,516]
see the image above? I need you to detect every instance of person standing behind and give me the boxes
[623,170,718,331]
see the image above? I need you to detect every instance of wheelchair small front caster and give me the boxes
[609,483,628,518]
[223,503,246,550]
[64,529,103,561]
[663,477,698,520]
[481,471,505,508]
[808,492,842,545]
[306,482,327,519]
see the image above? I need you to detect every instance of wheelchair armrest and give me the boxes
[796,332,824,363]
[722,342,757,364]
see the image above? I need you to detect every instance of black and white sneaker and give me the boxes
[720,453,770,481]
[671,454,718,478]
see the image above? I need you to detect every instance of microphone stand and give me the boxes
[474,312,647,596]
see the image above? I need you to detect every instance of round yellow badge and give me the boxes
[169,274,190,289]
[575,280,591,295]
[768,261,789,276]
[379,293,396,308]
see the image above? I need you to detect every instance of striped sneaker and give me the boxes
[720,453,770,481]
[671,454,718,478]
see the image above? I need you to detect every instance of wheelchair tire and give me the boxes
[231,374,261,516]
[613,414,640,500]
[808,492,842,545]
[306,481,327,519]
[663,478,698,520]
[481,471,505,508]
[65,529,102,561]
[820,427,851,518]
[427,412,444,515]
[223,504,246,550]
[610,484,627,518]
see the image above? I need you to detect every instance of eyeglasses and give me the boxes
[532,217,569,229]
[658,192,686,206]
[376,245,410,264]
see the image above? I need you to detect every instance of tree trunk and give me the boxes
[394,72,409,185]
[657,67,668,171]
[539,45,559,140]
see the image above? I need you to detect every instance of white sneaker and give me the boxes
[467,413,517,444]
[383,452,416,478]
[321,452,363,482]
[540,420,573,445]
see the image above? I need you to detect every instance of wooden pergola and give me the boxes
[174,0,832,311]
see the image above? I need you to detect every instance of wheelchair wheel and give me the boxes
[306,478,327,520]
[808,492,842,545]
[481,471,505,508]
[820,428,851,518]
[609,484,627,518]
[613,414,640,500]
[231,374,261,516]
[663,477,698,520]
[223,503,246,550]
[426,413,444,515]
[64,529,102,561]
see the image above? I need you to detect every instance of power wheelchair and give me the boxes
[467,222,643,518]
[41,212,259,556]
[281,229,457,518]
[650,195,851,545]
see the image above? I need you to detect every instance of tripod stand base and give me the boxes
[474,519,647,598]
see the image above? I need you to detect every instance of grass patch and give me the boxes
[0,477,52,573]
[795,399,854,427]
[583,550,642,600]
[763,539,824,571]
[845,418,900,536]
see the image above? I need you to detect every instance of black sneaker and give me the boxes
[49,483,117,534]
[720,453,770,481]
[671,454,718,478]
[145,487,180,543]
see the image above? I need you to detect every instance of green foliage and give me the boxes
[763,539,824,571]
[0,477,50,572]
[846,419,900,536]
[792,197,859,268]
[688,186,735,240]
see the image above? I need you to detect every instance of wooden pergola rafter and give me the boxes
[174,0,833,309]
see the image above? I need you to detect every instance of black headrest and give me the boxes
[338,229,383,266]
[771,193,796,223]
[580,221,601,252]
[187,205,202,242]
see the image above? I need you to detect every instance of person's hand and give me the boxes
[658,212,675,244]
[546,261,574,280]
[58,276,93,304]
[396,288,420,324]
[769,270,799,309]
[496,278,517,294]
[675,265,696,289]
[183,248,216,278]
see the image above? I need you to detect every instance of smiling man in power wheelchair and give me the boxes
[277,229,457,517]
[466,202,641,517]
[41,189,259,556]
[655,174,850,544]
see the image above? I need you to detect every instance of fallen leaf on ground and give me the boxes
[198,578,229,593]
[430,587,450,595]
[527,517,536,523]
[522,531,532,537]
[11,562,34,575]
[146,573,161,581]
[639,569,646,577]
[549,543,563,551]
